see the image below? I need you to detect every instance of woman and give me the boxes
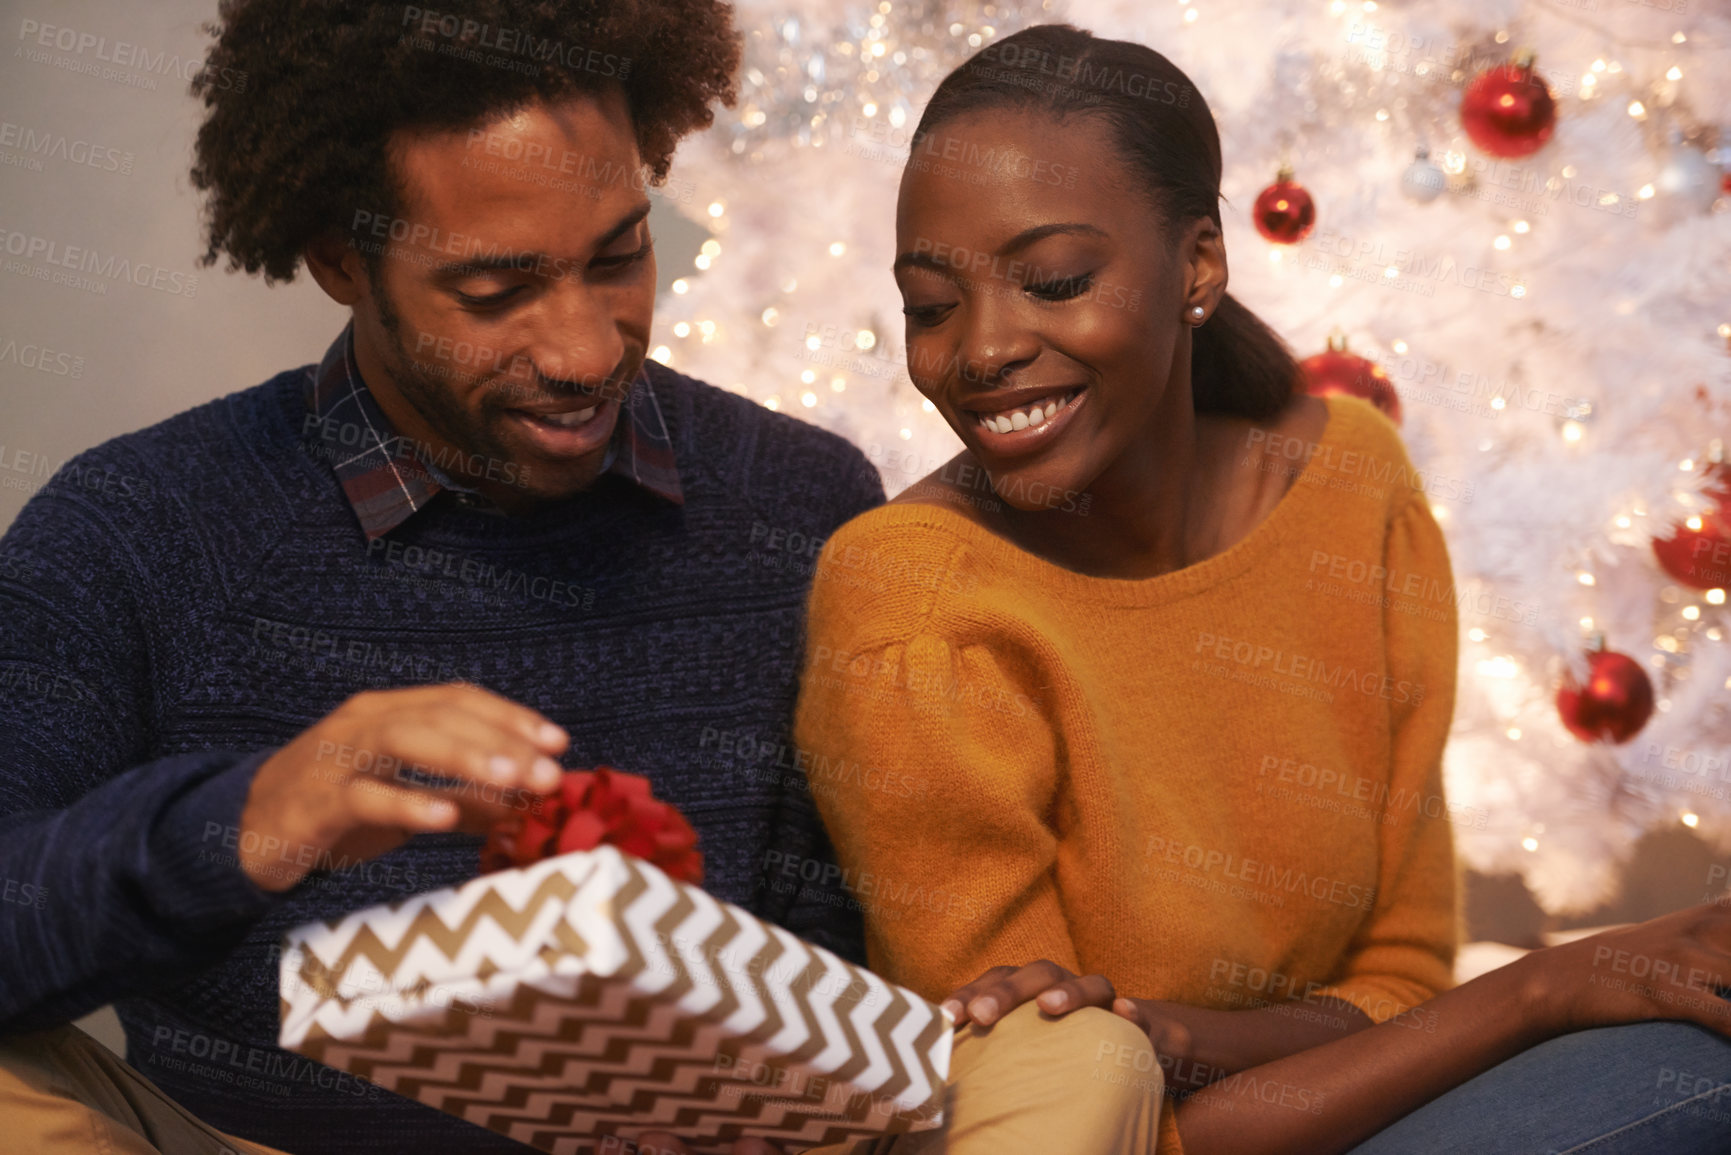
[791,23,1731,1154]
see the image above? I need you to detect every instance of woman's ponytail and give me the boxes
[1191,292,1302,420]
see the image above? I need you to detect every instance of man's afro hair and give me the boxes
[190,0,739,283]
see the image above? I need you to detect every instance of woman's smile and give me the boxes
[961,385,1089,457]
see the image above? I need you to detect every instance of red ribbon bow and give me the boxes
[480,766,703,885]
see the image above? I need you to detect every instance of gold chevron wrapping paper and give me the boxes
[278,845,952,1154]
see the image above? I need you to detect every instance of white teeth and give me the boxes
[977,390,1076,434]
[539,406,597,428]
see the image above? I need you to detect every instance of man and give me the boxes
[0,2,883,1152]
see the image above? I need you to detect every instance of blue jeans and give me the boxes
[1347,1021,1731,1154]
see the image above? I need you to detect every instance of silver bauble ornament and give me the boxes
[1648,131,1720,224]
[1401,146,1446,204]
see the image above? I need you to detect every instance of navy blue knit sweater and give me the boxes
[0,358,884,1153]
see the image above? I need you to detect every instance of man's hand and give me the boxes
[236,682,568,891]
[939,960,1118,1027]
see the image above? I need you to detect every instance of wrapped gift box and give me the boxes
[278,845,951,1154]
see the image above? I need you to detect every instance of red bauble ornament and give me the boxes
[1299,331,1402,424]
[1556,646,1654,745]
[1253,165,1316,244]
[1460,51,1556,159]
[481,766,704,884]
[1652,454,1731,591]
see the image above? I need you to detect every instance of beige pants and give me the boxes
[803,1000,1162,1155]
[0,1025,290,1155]
[0,1002,1158,1155]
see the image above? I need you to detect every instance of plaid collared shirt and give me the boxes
[303,323,683,540]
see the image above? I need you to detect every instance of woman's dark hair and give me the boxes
[912,24,1299,419]
[190,0,739,284]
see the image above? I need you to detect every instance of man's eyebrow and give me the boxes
[429,201,653,278]
[892,222,1109,274]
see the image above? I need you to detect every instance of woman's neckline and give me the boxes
[881,395,1357,607]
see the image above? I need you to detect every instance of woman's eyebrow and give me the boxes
[893,221,1108,274]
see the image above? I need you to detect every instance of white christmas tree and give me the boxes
[653,0,1731,913]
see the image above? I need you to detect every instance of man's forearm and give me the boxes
[0,751,276,1032]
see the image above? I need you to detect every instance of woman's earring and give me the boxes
[1189,305,1206,324]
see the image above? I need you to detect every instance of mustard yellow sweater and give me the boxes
[793,397,1460,1147]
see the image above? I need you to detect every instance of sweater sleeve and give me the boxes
[792,542,1078,1003]
[761,458,887,966]
[0,459,278,1034]
[1311,491,1460,1022]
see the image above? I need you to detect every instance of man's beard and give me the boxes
[368,276,534,490]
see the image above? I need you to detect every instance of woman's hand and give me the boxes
[938,960,1119,1027]
[1522,899,1731,1038]
[938,962,1372,1086]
